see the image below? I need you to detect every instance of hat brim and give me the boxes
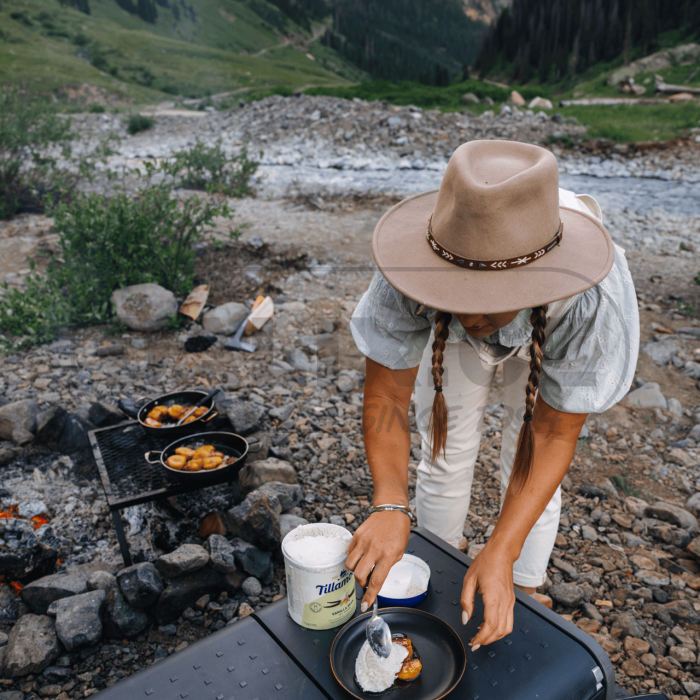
[372,190,615,315]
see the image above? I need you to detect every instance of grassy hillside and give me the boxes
[0,0,366,104]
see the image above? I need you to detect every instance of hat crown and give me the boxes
[431,140,560,260]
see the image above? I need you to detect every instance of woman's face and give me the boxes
[454,310,521,338]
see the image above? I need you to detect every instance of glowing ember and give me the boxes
[0,504,49,530]
[30,516,49,530]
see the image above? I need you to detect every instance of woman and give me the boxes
[345,140,639,651]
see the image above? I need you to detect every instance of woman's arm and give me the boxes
[345,357,419,611]
[461,394,587,648]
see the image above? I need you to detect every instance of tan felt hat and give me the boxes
[372,140,615,315]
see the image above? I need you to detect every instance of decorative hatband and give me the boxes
[426,216,563,270]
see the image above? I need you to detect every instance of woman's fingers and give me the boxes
[470,591,515,648]
[460,571,478,626]
[362,558,394,611]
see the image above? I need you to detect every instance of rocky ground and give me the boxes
[2,95,700,700]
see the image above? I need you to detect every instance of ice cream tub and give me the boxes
[281,522,356,629]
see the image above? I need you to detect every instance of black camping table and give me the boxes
[93,528,665,700]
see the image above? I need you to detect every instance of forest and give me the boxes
[475,0,700,83]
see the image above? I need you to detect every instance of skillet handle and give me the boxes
[144,451,162,464]
[202,411,219,423]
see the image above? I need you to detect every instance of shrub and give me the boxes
[0,86,114,219]
[126,114,156,134]
[166,138,261,198]
[88,103,106,113]
[0,162,236,350]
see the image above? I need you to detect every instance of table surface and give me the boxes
[94,528,614,700]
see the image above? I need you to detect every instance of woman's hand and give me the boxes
[460,543,516,649]
[345,510,411,611]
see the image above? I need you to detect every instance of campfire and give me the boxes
[0,503,49,530]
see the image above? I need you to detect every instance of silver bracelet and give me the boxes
[370,505,414,521]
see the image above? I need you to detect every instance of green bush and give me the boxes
[0,162,236,350]
[88,103,106,113]
[1,87,93,219]
[126,114,156,134]
[167,138,261,198]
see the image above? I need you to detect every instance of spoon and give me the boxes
[366,600,392,658]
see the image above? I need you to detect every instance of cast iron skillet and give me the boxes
[135,390,219,437]
[330,608,465,700]
[144,431,248,486]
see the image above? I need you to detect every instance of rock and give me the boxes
[155,566,225,624]
[624,636,650,655]
[227,482,304,550]
[241,577,262,597]
[0,692,24,700]
[116,562,164,608]
[86,571,117,591]
[623,381,667,409]
[156,544,209,578]
[581,603,604,622]
[280,513,309,541]
[668,397,683,417]
[0,632,7,647]
[625,496,648,518]
[575,617,599,634]
[665,599,700,624]
[53,590,106,652]
[205,534,237,574]
[111,283,178,332]
[0,399,40,445]
[610,612,647,639]
[238,457,297,495]
[640,652,657,667]
[222,600,239,621]
[581,524,598,541]
[668,447,694,467]
[552,557,578,580]
[687,493,700,515]
[482,96,494,105]
[529,97,554,109]
[268,403,295,422]
[621,658,646,677]
[549,583,585,607]
[102,588,149,639]
[0,518,62,583]
[590,632,620,654]
[643,339,679,366]
[688,536,700,561]
[461,92,480,105]
[228,538,274,584]
[88,402,125,427]
[531,593,552,609]
[4,614,60,677]
[645,502,699,534]
[21,572,88,615]
[670,646,697,664]
[635,570,670,587]
[238,602,254,618]
[286,348,316,373]
[508,90,526,106]
[201,302,248,335]
[94,342,123,357]
[225,400,267,435]
[34,406,68,446]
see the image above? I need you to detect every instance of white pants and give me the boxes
[414,336,561,588]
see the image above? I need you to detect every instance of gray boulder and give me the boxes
[205,534,237,574]
[643,338,679,365]
[4,614,60,677]
[111,283,178,332]
[103,587,149,639]
[241,576,262,597]
[202,302,248,335]
[226,400,267,435]
[0,399,40,445]
[155,566,224,624]
[461,92,480,105]
[156,544,209,578]
[286,348,316,373]
[227,482,304,550]
[229,538,274,584]
[645,502,699,535]
[21,572,88,615]
[238,457,297,495]
[611,612,647,640]
[280,514,309,542]
[549,583,585,608]
[117,562,163,608]
[87,571,117,591]
[268,402,295,422]
[623,382,667,409]
[52,589,106,651]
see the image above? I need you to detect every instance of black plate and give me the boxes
[330,608,465,700]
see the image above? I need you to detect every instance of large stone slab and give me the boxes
[52,589,106,652]
[0,399,40,445]
[4,614,60,677]
[117,562,163,608]
[154,566,224,624]
[111,283,178,332]
[238,457,297,495]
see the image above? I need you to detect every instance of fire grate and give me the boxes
[89,420,238,567]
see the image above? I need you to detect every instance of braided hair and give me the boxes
[428,310,452,464]
[428,305,549,493]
